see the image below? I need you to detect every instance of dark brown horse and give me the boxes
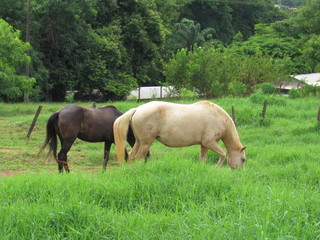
[36,104,136,172]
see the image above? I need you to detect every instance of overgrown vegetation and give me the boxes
[164,48,290,97]
[0,0,318,101]
[0,97,319,238]
[0,19,35,101]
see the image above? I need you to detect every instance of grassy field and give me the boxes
[0,96,319,239]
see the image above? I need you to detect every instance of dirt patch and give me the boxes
[0,148,29,151]
[0,170,27,177]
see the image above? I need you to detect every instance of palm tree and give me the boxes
[169,19,215,52]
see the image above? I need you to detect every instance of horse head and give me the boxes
[227,146,246,169]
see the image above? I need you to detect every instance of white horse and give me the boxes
[113,101,246,169]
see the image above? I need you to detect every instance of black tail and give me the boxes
[35,112,59,160]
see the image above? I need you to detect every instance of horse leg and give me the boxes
[125,150,129,162]
[129,140,141,163]
[57,140,74,173]
[58,161,64,173]
[144,150,151,163]
[203,141,226,167]
[200,146,209,162]
[102,142,112,171]
[136,143,151,160]
[57,150,70,173]
[127,130,150,163]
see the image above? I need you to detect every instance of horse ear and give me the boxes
[240,146,247,152]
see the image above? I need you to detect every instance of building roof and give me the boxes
[294,73,320,86]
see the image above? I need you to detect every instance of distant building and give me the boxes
[276,73,320,94]
[294,73,320,86]
[128,86,177,100]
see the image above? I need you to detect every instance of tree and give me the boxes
[168,19,215,52]
[230,24,300,59]
[176,0,284,43]
[235,0,320,74]
[296,0,320,34]
[30,0,165,101]
[116,0,165,85]
[164,46,291,97]
[179,0,234,42]
[301,34,320,72]
[30,0,99,101]
[0,19,35,101]
[230,0,285,40]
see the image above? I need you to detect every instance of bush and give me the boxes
[250,91,287,106]
[65,92,75,103]
[180,88,199,100]
[288,89,302,98]
[228,82,247,96]
[261,83,276,94]
[300,84,319,97]
[126,94,138,101]
[164,47,291,98]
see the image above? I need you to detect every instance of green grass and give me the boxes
[0,96,319,239]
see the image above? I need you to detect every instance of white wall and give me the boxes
[129,86,176,100]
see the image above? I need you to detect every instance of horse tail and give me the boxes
[35,112,59,160]
[113,108,137,165]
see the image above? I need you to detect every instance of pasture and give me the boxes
[0,96,319,239]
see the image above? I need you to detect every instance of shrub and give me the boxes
[180,88,199,100]
[228,82,247,96]
[250,91,287,106]
[261,83,276,94]
[65,92,75,103]
[300,84,319,97]
[288,89,302,98]
[126,94,138,101]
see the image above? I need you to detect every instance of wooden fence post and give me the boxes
[137,87,141,102]
[262,100,268,118]
[231,105,236,123]
[26,105,42,142]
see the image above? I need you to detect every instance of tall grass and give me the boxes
[0,97,319,239]
[0,158,319,239]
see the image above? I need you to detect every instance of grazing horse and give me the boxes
[113,101,246,169]
[36,104,136,172]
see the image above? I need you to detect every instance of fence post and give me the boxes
[26,105,42,142]
[137,87,141,102]
[92,102,96,108]
[231,105,236,123]
[262,100,268,118]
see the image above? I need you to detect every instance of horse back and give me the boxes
[131,101,230,147]
[78,105,134,145]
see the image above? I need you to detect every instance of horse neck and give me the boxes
[222,119,242,152]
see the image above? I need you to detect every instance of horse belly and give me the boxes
[157,127,202,147]
[78,132,108,143]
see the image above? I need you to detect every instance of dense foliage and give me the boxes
[164,47,291,97]
[0,19,35,101]
[0,0,318,101]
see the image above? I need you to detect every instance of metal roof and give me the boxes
[294,73,320,86]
